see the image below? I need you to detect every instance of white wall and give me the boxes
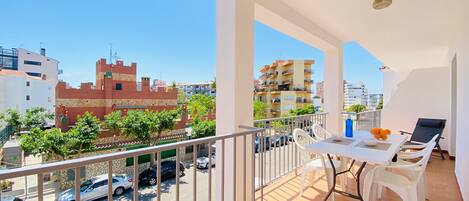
[0,74,55,114]
[381,67,451,151]
[17,48,59,81]
[454,9,469,200]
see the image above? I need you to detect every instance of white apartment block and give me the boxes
[367,93,383,110]
[1,47,59,81]
[0,47,59,114]
[0,70,56,114]
[177,82,216,99]
[344,81,368,108]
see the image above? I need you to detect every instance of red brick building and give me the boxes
[56,59,182,130]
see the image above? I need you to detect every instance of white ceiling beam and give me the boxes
[255,0,342,51]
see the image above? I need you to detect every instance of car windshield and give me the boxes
[114,174,126,180]
[80,179,95,192]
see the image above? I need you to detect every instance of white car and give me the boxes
[196,152,216,169]
[57,174,133,201]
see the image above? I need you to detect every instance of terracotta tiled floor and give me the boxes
[255,153,462,201]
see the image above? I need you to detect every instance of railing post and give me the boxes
[75,167,81,201]
[133,156,138,201]
[157,152,162,201]
[193,144,197,201]
[108,161,113,201]
[176,147,180,201]
[37,173,43,201]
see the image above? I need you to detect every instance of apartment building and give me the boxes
[56,59,178,129]
[176,82,216,99]
[0,47,59,81]
[0,70,55,115]
[0,47,59,115]
[315,81,324,102]
[255,60,313,117]
[367,93,383,110]
[344,81,368,108]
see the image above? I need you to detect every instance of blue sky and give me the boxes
[0,0,383,94]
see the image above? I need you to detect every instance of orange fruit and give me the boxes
[382,129,391,135]
[370,128,380,135]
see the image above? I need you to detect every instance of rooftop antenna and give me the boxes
[39,42,44,49]
[108,43,113,65]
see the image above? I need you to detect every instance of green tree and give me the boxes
[346,104,368,113]
[103,110,122,134]
[290,105,315,116]
[120,110,177,165]
[68,112,100,156]
[187,94,215,123]
[149,110,178,141]
[3,109,22,134]
[376,98,384,110]
[21,107,54,130]
[211,78,216,91]
[119,110,154,145]
[253,100,267,120]
[177,90,186,105]
[191,120,216,139]
[19,128,71,161]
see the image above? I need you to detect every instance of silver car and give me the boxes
[196,152,216,169]
[57,174,133,201]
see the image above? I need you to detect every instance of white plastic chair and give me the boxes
[401,133,440,150]
[363,140,436,201]
[312,124,348,188]
[293,128,342,199]
[311,123,333,141]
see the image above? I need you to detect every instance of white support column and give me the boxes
[216,0,255,200]
[324,47,344,135]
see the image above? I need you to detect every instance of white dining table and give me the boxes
[306,130,407,201]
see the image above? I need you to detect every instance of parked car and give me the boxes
[196,152,216,169]
[255,136,271,153]
[2,196,23,201]
[271,134,291,147]
[57,174,132,201]
[138,160,185,186]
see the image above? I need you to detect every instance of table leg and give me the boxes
[323,154,367,201]
[356,161,367,200]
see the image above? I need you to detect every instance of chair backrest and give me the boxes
[399,134,439,160]
[410,118,446,143]
[293,128,316,151]
[312,123,333,140]
[293,128,318,163]
[411,141,436,182]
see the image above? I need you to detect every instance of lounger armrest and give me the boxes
[399,131,413,135]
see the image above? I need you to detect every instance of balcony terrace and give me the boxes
[1,0,468,201]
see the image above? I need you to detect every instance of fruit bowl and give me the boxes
[370,128,391,141]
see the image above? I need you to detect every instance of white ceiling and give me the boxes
[276,0,465,71]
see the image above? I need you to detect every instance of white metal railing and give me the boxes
[253,113,327,190]
[0,113,328,201]
[0,127,265,201]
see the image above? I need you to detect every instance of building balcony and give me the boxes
[282,70,293,76]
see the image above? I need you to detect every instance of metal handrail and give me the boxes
[254,112,327,122]
[0,113,330,201]
[0,127,264,180]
